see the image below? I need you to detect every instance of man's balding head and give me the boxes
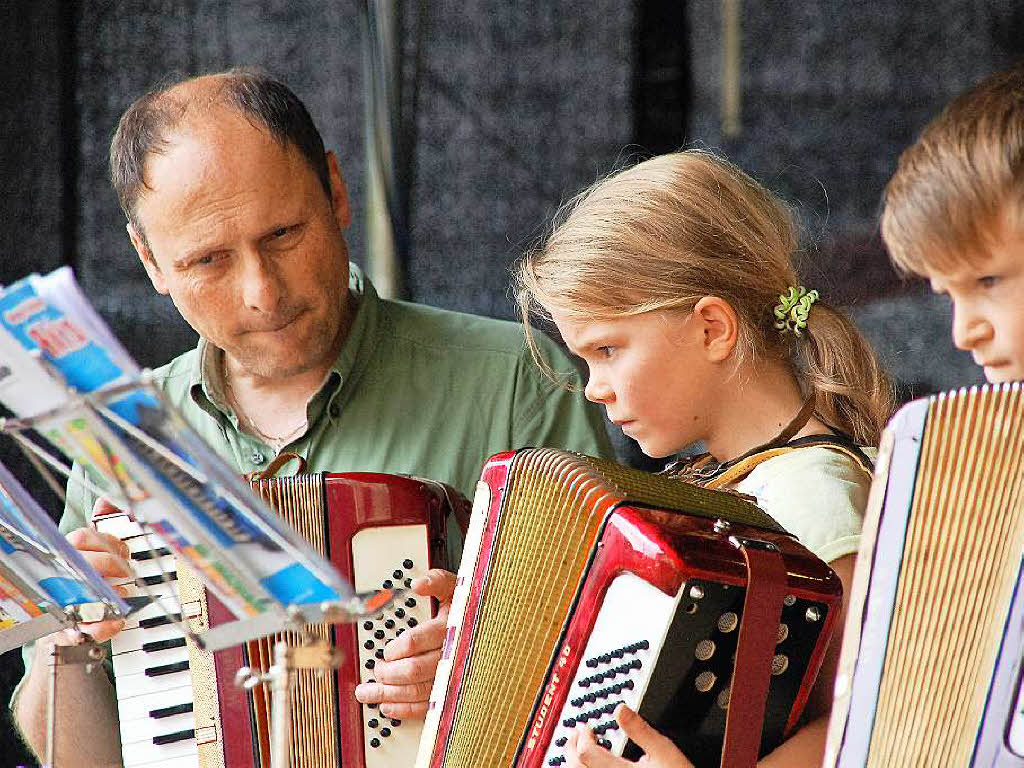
[110,69,331,235]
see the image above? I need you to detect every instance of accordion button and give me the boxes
[404,578,413,588]
[370,738,381,748]
[393,570,404,579]
[611,648,625,659]
[563,717,576,727]
[364,641,374,650]
[383,580,394,589]
[585,658,599,668]
[375,650,385,660]
[555,737,568,747]
[408,618,418,627]
[385,620,396,629]
[598,739,612,749]
[381,727,392,737]
[395,608,406,618]
[637,640,650,650]
[405,598,417,608]
[363,621,373,630]
[391,719,401,727]
[374,630,385,639]
[608,721,620,730]
[369,719,379,728]
[365,660,375,669]
[403,559,414,569]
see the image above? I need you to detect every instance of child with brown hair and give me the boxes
[515,149,895,766]
[882,65,1024,385]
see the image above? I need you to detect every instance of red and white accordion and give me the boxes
[417,449,843,768]
[95,470,466,768]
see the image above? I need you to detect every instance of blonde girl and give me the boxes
[515,150,894,768]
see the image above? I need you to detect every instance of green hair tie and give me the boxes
[773,286,819,336]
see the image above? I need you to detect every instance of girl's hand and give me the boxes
[564,704,695,768]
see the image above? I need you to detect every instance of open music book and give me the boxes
[0,456,130,653]
[0,267,388,650]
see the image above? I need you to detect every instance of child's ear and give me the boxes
[692,296,739,362]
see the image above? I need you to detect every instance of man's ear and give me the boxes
[128,223,169,295]
[692,296,739,363]
[325,151,351,230]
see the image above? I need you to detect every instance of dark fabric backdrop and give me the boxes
[1,2,1019,764]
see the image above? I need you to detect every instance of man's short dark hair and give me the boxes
[109,67,332,235]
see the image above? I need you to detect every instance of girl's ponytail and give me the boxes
[800,304,895,445]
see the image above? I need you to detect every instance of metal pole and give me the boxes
[270,640,291,768]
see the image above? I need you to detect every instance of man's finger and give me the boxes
[382,615,446,661]
[371,649,441,685]
[410,569,456,603]
[354,679,432,705]
[66,527,130,559]
[615,705,688,766]
[80,551,133,579]
[75,619,125,644]
[92,497,124,517]
[378,700,427,719]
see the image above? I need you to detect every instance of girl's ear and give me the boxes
[692,296,739,362]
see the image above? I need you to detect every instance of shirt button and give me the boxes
[251,450,265,465]
[329,404,340,418]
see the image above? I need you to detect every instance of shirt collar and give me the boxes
[186,262,383,420]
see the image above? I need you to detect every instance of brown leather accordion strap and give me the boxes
[720,539,788,768]
[249,450,307,481]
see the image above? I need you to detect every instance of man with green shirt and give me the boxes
[12,68,610,764]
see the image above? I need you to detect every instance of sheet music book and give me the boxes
[0,458,130,653]
[0,268,374,643]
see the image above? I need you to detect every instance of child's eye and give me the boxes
[978,275,1001,288]
[597,346,615,358]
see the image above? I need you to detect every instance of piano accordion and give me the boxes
[825,383,1024,768]
[417,449,843,768]
[94,471,464,768]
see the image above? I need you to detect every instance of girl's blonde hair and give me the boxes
[515,150,895,446]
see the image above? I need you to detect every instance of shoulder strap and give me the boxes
[704,434,874,489]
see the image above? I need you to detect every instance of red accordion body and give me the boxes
[420,450,842,768]
[98,471,462,768]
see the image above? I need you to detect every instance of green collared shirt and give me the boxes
[14,266,611,721]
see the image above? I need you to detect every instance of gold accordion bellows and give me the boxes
[825,383,1024,767]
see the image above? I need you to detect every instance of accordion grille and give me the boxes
[441,449,773,767]
[247,473,339,768]
[867,385,1024,767]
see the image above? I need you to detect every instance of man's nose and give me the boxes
[951,301,992,351]
[239,254,284,313]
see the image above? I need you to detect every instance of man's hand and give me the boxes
[565,705,694,768]
[353,568,456,719]
[59,507,132,643]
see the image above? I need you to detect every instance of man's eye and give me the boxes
[978,275,1001,288]
[272,227,290,238]
[597,346,615,358]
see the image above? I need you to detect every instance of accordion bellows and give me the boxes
[419,449,840,768]
[826,383,1024,767]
